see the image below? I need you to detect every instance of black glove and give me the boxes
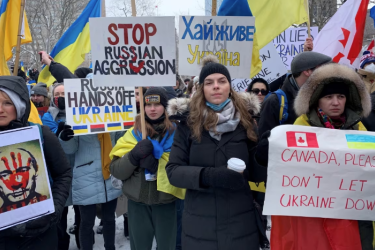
[200,167,245,190]
[128,139,153,166]
[55,122,65,137]
[255,130,271,166]
[60,125,74,141]
[140,154,159,174]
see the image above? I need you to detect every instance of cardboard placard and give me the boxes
[263,125,375,221]
[179,16,255,78]
[231,41,287,92]
[64,78,137,135]
[273,27,319,70]
[0,126,54,230]
[90,17,176,87]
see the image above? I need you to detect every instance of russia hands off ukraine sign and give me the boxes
[64,79,137,135]
[178,16,255,78]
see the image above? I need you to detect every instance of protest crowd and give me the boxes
[1,0,375,250]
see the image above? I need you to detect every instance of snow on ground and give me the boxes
[66,207,270,250]
[66,206,156,250]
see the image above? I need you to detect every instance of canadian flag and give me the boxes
[286,132,319,148]
[313,0,369,68]
[367,39,375,51]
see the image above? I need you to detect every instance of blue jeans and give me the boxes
[175,199,184,250]
[79,199,117,250]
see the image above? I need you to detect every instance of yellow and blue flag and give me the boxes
[0,0,32,76]
[248,0,308,48]
[346,134,375,149]
[38,0,101,86]
[20,61,25,72]
[218,0,262,78]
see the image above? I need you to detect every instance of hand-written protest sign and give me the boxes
[0,127,54,230]
[231,42,287,92]
[263,125,375,221]
[179,16,255,78]
[64,79,137,135]
[90,17,176,87]
[273,27,318,70]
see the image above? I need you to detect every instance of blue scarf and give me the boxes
[132,127,175,159]
[206,99,231,111]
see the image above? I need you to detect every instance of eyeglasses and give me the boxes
[251,88,268,96]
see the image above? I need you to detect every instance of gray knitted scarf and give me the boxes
[206,100,240,141]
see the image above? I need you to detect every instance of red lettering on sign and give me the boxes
[108,23,119,45]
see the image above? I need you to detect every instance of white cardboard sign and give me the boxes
[273,27,319,70]
[231,41,287,92]
[0,127,54,230]
[64,78,137,135]
[90,17,176,87]
[179,16,255,78]
[263,125,375,221]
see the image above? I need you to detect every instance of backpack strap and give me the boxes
[274,89,288,124]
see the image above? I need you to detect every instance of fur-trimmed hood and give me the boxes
[294,63,371,118]
[167,92,261,120]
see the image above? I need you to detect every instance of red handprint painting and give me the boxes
[0,140,50,214]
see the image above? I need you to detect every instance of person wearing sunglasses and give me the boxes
[247,78,270,104]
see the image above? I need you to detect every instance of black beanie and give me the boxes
[144,87,168,109]
[199,55,231,84]
[319,82,349,99]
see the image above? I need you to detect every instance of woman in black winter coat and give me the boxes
[0,76,71,249]
[166,55,267,250]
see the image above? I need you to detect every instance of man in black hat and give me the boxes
[258,51,332,137]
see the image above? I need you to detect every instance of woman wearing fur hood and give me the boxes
[166,55,267,250]
[271,63,372,250]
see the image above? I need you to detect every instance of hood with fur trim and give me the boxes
[167,92,261,121]
[294,63,371,118]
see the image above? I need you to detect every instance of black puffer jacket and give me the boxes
[362,91,375,131]
[258,75,299,137]
[166,94,266,250]
[0,76,71,237]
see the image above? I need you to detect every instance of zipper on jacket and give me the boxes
[76,161,93,168]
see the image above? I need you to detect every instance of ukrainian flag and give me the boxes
[20,61,25,72]
[346,134,375,149]
[0,0,32,76]
[218,0,262,78]
[218,0,308,78]
[73,125,89,135]
[38,0,101,86]
[107,123,122,131]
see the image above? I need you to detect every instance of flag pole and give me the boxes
[131,0,146,139]
[101,0,106,17]
[305,0,311,37]
[13,0,26,76]
[212,0,217,16]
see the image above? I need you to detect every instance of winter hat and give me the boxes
[291,51,332,74]
[30,82,48,97]
[51,82,64,109]
[0,87,26,121]
[193,76,199,85]
[74,67,92,78]
[144,87,168,109]
[318,82,349,99]
[359,51,375,69]
[199,55,231,84]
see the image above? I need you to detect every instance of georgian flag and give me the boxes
[286,132,319,148]
[313,0,369,68]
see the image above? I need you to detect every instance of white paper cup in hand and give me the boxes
[227,158,246,173]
